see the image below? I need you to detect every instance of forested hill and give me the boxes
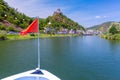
[39,9,85,30]
[0,0,84,32]
[0,0,33,32]
[87,21,115,30]
[87,21,120,33]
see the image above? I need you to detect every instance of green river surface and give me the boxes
[0,36,120,80]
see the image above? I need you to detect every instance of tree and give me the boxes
[0,30,7,40]
[108,24,118,34]
[0,24,6,30]
[7,26,14,31]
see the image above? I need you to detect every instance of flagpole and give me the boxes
[37,17,40,69]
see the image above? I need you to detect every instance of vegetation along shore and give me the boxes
[0,32,80,40]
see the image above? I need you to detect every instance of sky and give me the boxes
[4,0,120,27]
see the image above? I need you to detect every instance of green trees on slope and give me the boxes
[108,23,120,35]
[101,23,120,40]
[39,10,84,31]
[108,24,118,35]
[0,0,32,31]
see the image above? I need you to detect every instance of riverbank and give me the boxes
[101,34,120,40]
[6,34,80,40]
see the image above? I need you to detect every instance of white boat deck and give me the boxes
[2,69,61,80]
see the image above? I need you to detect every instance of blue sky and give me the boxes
[4,0,120,27]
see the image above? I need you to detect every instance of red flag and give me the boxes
[20,18,39,35]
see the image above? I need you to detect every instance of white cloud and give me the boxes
[95,15,108,19]
[103,16,107,18]
[95,16,101,19]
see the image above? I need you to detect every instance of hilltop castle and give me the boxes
[53,8,63,15]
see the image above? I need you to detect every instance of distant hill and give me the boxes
[40,9,85,31]
[88,21,120,33]
[101,22,120,40]
[87,21,119,32]
[88,21,115,30]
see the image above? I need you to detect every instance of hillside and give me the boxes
[88,21,114,30]
[0,0,33,32]
[39,9,85,31]
[0,0,84,33]
[87,21,117,32]
[100,22,120,40]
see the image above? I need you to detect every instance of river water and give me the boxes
[0,36,120,80]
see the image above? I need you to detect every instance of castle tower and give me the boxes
[53,8,62,15]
